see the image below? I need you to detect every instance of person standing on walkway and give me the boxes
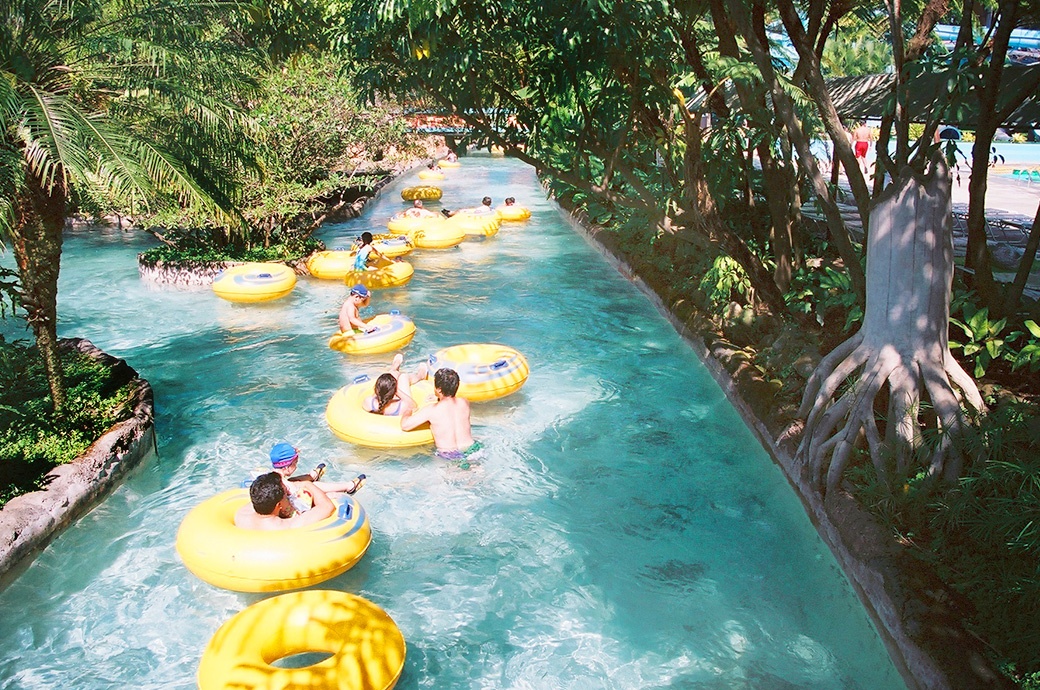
[852,122,873,176]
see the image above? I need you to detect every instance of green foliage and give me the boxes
[138,235,323,266]
[949,305,1009,378]
[848,397,1040,680]
[700,255,751,310]
[784,262,863,333]
[1006,320,1040,373]
[0,339,135,507]
[821,30,893,77]
[129,54,429,247]
[0,265,20,319]
[2,0,264,238]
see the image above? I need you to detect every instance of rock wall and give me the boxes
[0,339,156,590]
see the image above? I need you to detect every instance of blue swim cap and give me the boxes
[270,442,298,468]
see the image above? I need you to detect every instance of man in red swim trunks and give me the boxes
[852,122,873,176]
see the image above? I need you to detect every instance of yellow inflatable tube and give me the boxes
[327,377,435,448]
[438,159,461,168]
[418,169,445,180]
[447,211,500,238]
[329,312,416,355]
[307,240,412,281]
[408,221,466,249]
[345,259,414,290]
[428,343,530,401]
[212,263,296,302]
[197,590,406,690]
[496,205,531,221]
[401,185,442,201]
[175,489,371,592]
[387,212,443,235]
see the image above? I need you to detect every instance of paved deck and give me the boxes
[801,170,1040,297]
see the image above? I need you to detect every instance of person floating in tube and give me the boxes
[338,283,375,334]
[352,231,393,272]
[403,199,438,218]
[442,196,493,218]
[264,442,365,515]
[365,354,429,416]
[234,472,334,530]
[401,368,484,468]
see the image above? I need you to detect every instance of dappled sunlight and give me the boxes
[199,590,405,689]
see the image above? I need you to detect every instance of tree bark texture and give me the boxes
[797,158,984,492]
[11,175,68,412]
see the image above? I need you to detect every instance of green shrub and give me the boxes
[848,397,1040,683]
[138,236,324,267]
[0,339,135,507]
[700,255,752,310]
[784,261,863,333]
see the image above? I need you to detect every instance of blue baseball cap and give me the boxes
[349,284,370,297]
[270,442,299,468]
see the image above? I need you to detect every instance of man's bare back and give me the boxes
[424,395,474,452]
[400,368,477,455]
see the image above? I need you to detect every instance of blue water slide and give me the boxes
[934,23,1040,51]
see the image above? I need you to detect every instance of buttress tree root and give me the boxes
[796,157,984,492]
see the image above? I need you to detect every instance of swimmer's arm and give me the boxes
[285,482,335,527]
[337,303,357,332]
[400,405,432,431]
[340,304,372,333]
[370,246,393,263]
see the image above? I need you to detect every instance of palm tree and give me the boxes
[0,0,258,411]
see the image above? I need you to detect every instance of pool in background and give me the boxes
[0,154,906,689]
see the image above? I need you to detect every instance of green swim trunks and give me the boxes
[436,441,484,461]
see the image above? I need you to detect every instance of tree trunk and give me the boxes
[708,0,799,290]
[964,0,1020,312]
[725,1,866,304]
[11,174,68,412]
[777,1,872,227]
[796,157,984,492]
[1004,202,1040,315]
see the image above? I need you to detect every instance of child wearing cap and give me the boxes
[338,283,375,333]
[268,442,365,514]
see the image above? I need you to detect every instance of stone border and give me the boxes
[0,338,157,590]
[138,254,313,286]
[560,212,1013,690]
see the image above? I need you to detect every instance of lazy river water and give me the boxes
[0,154,905,689]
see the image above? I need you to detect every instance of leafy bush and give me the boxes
[949,305,1009,377]
[0,339,135,507]
[785,261,863,333]
[849,397,1040,684]
[1007,320,1040,373]
[700,255,752,310]
[138,235,324,267]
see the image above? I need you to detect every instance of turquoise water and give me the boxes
[0,155,905,689]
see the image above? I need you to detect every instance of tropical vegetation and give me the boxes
[1,0,259,412]
[335,0,1039,682]
[2,0,1040,684]
[0,337,137,508]
[137,54,433,266]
